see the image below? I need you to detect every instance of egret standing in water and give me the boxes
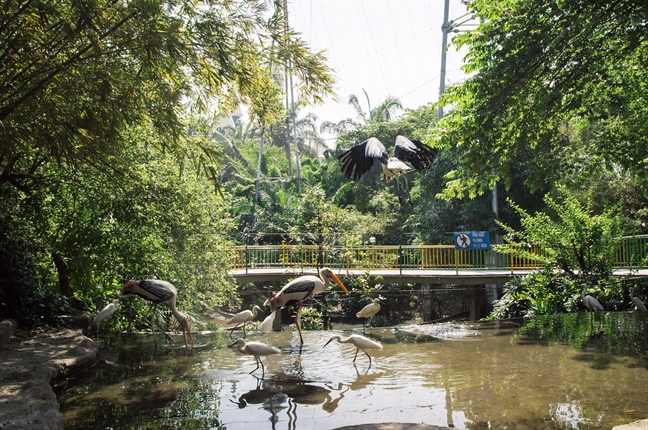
[227,305,264,339]
[120,280,194,347]
[356,298,382,332]
[629,287,647,312]
[229,338,281,378]
[324,334,383,368]
[264,268,349,345]
[581,285,604,312]
[92,299,120,327]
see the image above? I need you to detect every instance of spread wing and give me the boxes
[338,137,389,180]
[393,135,437,172]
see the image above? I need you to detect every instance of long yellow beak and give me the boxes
[329,272,349,295]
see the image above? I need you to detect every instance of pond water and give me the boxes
[58,312,648,429]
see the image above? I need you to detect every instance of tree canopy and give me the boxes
[1,0,335,191]
[434,0,648,198]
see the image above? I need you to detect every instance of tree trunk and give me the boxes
[52,251,70,296]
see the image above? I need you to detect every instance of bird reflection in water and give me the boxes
[323,365,384,413]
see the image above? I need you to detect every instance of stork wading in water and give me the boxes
[324,334,383,369]
[264,267,349,345]
[227,305,264,339]
[356,298,382,332]
[229,338,281,378]
[338,136,436,182]
[120,280,194,347]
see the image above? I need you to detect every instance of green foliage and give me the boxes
[433,0,648,199]
[3,125,240,329]
[1,0,335,192]
[496,185,623,278]
[0,209,73,326]
[293,307,324,331]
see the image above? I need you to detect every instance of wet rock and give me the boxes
[334,424,460,430]
[613,420,648,430]
[0,328,99,430]
[0,319,17,347]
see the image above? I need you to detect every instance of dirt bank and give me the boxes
[0,325,98,430]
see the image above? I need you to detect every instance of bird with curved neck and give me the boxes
[229,338,281,378]
[356,298,382,332]
[629,287,647,312]
[264,267,349,345]
[120,280,194,347]
[227,305,264,339]
[581,285,604,313]
[324,334,383,368]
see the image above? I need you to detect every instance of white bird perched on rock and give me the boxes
[629,287,647,312]
[229,338,281,378]
[264,267,349,345]
[338,136,436,182]
[581,285,604,312]
[120,279,194,347]
[92,299,120,326]
[324,334,383,368]
[356,298,382,332]
[227,305,264,339]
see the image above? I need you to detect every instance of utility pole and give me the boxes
[438,0,451,121]
[254,128,265,205]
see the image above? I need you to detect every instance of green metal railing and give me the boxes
[226,235,648,274]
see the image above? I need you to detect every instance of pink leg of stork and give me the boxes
[295,300,304,345]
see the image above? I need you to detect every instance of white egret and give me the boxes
[227,305,264,339]
[356,298,382,332]
[324,334,383,368]
[629,287,647,312]
[229,338,281,378]
[92,299,120,326]
[581,285,604,312]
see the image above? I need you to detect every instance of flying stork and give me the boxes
[338,135,437,182]
[119,279,194,347]
[264,267,349,345]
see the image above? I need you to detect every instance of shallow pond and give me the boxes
[58,312,648,429]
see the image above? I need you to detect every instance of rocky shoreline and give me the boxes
[0,321,99,430]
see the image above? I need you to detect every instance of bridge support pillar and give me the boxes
[422,284,432,321]
[469,287,477,321]
[272,280,282,331]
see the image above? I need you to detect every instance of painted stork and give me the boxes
[229,338,281,378]
[338,135,436,182]
[356,298,382,332]
[119,280,194,347]
[92,299,120,326]
[264,267,349,345]
[324,334,383,368]
[581,285,604,312]
[227,305,264,339]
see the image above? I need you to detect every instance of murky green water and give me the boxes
[58,312,648,429]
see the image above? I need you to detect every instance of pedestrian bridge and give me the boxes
[227,236,648,285]
[226,238,648,322]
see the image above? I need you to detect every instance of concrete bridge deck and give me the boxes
[230,267,648,286]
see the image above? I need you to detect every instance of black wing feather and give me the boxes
[394,135,437,172]
[338,138,388,180]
